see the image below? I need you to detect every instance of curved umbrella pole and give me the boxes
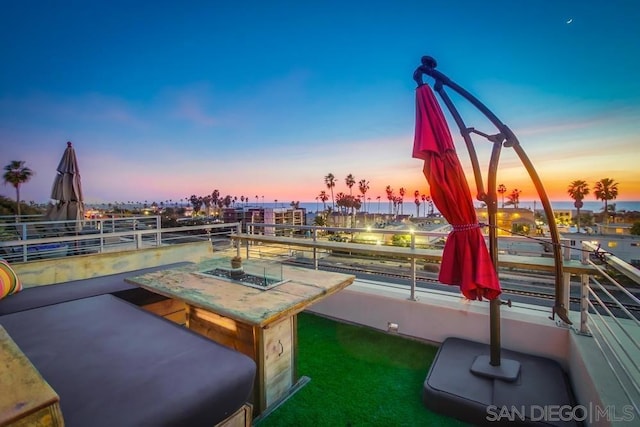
[414,56,571,363]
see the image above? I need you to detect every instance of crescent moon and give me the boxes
[566,18,573,24]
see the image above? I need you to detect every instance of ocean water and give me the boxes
[265,200,640,214]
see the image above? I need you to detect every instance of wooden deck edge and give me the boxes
[215,403,252,427]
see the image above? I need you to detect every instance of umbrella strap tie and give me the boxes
[452,223,480,232]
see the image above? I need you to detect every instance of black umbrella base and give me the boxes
[424,337,580,426]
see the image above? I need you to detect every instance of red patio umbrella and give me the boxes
[412,84,500,301]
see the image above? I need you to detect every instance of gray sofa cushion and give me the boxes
[0,294,256,427]
[0,262,191,315]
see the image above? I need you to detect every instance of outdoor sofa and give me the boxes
[0,262,256,426]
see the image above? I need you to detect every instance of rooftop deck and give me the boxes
[1,219,638,426]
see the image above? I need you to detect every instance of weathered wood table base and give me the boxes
[127,257,355,416]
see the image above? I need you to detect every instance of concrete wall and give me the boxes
[306,280,571,369]
[13,241,214,287]
[568,327,638,427]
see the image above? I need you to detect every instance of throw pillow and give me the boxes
[0,259,22,299]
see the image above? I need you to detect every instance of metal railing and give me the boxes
[243,222,571,256]
[580,241,640,413]
[0,216,239,262]
[234,222,582,302]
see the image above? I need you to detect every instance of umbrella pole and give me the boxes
[487,142,503,366]
[434,78,505,366]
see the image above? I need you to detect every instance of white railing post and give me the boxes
[579,274,590,335]
[156,216,162,246]
[313,227,318,270]
[409,232,417,301]
[581,241,589,264]
[236,223,242,258]
[562,238,571,261]
[561,272,571,325]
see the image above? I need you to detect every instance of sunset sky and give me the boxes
[1,1,639,206]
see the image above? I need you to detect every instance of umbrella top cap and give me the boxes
[67,141,72,147]
[420,56,437,69]
[414,55,440,87]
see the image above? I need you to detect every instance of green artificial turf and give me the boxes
[255,312,469,427]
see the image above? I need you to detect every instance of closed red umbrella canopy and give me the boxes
[412,84,501,301]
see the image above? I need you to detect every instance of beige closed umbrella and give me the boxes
[46,141,85,231]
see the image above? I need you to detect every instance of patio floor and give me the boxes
[255,312,469,427]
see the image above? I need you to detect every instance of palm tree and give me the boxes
[345,174,356,218]
[358,179,369,212]
[324,173,336,210]
[211,190,220,217]
[507,189,521,208]
[318,190,329,211]
[345,174,355,195]
[414,190,421,217]
[202,195,213,217]
[567,180,590,232]
[498,184,507,208]
[594,178,619,224]
[392,195,402,216]
[399,187,406,215]
[3,160,34,219]
[189,195,203,214]
[385,186,393,214]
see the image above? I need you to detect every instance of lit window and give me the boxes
[608,241,618,248]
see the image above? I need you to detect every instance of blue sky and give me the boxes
[2,0,639,206]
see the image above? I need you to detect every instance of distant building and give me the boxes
[238,207,306,236]
[323,212,413,228]
[595,222,635,236]
[564,232,640,267]
[550,208,594,227]
[475,208,535,236]
[553,209,573,227]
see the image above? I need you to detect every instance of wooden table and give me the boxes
[126,257,355,416]
[0,326,64,427]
